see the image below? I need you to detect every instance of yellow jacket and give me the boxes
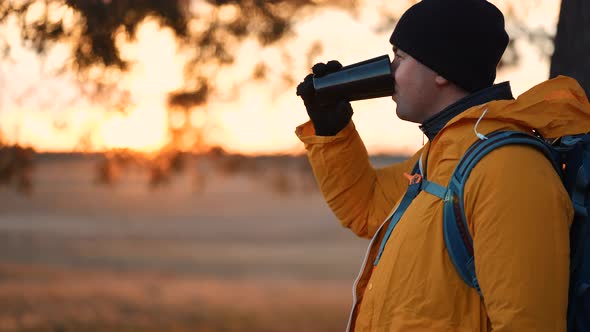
[296,76,590,331]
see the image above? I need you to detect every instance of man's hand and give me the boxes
[296,60,353,136]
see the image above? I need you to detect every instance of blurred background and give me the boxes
[0,0,587,331]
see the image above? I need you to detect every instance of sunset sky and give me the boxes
[0,0,561,155]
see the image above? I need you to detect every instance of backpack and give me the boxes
[442,130,590,332]
[373,129,590,331]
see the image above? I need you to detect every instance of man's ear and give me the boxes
[434,75,449,86]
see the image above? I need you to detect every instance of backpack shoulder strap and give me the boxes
[374,161,422,266]
[443,130,557,295]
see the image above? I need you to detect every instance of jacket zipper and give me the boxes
[346,153,424,331]
[346,204,399,332]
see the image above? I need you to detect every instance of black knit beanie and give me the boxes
[390,0,509,93]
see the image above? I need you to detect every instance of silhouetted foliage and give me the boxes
[1,0,349,109]
[0,144,35,195]
[0,0,332,192]
[167,79,209,109]
[3,0,580,109]
[3,0,189,70]
[94,148,190,188]
[95,149,137,185]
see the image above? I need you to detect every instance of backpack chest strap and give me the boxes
[422,180,448,200]
[373,161,449,266]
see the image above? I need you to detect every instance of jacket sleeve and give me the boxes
[464,144,572,331]
[296,120,422,239]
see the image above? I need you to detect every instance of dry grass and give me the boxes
[0,264,352,332]
[0,154,410,331]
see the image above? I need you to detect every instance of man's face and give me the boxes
[390,47,440,124]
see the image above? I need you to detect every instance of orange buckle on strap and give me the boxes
[403,172,422,185]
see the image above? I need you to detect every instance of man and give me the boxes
[295,0,590,331]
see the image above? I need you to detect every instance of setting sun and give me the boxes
[96,106,168,153]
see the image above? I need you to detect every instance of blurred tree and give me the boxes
[0,0,358,109]
[0,0,358,190]
[549,0,590,96]
[0,144,35,195]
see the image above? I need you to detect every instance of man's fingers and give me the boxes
[311,62,327,77]
[325,60,343,73]
[312,60,342,77]
[296,74,314,99]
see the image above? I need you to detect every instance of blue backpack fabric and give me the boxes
[374,129,590,330]
[442,130,590,332]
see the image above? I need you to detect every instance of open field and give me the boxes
[0,264,352,331]
[0,153,406,331]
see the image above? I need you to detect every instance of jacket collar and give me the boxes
[419,82,514,141]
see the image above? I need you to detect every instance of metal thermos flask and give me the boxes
[312,54,394,103]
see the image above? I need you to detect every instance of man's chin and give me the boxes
[395,107,407,121]
[396,108,421,124]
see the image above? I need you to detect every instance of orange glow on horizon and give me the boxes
[95,107,168,153]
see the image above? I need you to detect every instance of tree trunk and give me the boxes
[549,0,590,97]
